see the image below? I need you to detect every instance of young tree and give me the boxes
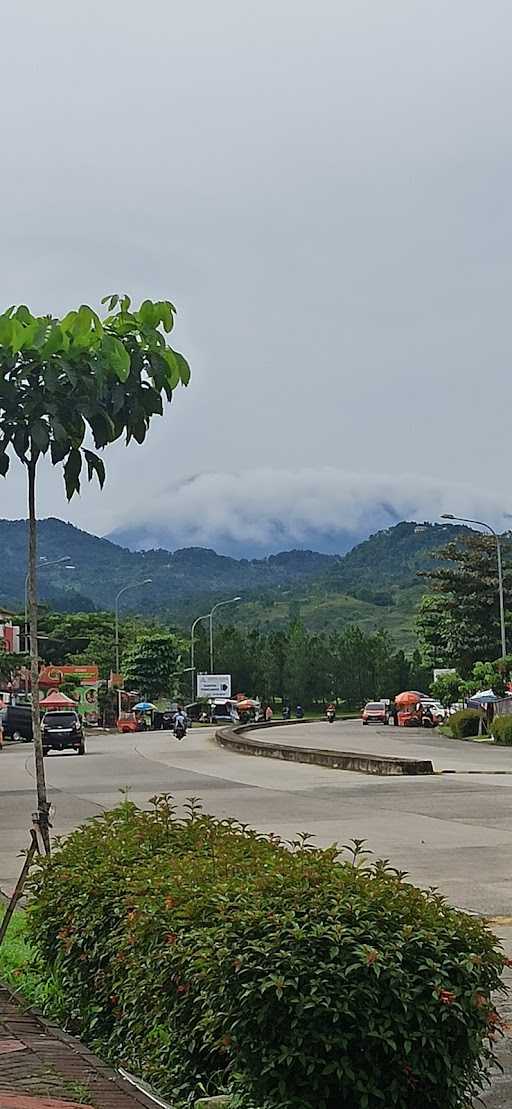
[122,633,185,701]
[418,534,512,674]
[430,672,463,708]
[0,296,190,850]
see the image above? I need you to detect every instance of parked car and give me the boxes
[42,710,85,755]
[361,701,388,725]
[2,702,33,742]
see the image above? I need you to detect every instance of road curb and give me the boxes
[214,721,434,776]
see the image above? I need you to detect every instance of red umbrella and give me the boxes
[39,690,76,708]
[395,691,420,707]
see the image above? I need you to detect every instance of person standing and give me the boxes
[265,704,273,723]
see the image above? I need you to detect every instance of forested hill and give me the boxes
[0,517,335,614]
[323,520,469,601]
[0,519,467,638]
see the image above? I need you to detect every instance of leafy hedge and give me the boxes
[492,715,512,745]
[448,708,485,739]
[26,798,505,1109]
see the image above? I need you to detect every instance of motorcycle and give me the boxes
[326,708,336,723]
[173,719,187,741]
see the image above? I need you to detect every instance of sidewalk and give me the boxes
[0,984,157,1109]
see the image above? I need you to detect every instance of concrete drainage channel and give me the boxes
[214,719,434,776]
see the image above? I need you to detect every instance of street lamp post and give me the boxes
[115,576,154,678]
[190,613,210,702]
[209,597,241,672]
[441,513,507,658]
[24,557,75,652]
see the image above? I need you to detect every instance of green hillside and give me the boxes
[0,517,468,651]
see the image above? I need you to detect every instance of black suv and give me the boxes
[42,711,85,756]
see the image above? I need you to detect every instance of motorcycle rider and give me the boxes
[173,704,188,739]
[326,703,336,723]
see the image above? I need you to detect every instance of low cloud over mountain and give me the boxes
[109,468,509,556]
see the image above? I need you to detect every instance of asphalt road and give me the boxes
[2,721,512,916]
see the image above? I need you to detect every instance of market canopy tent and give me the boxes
[39,690,76,708]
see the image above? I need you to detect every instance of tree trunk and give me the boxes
[27,456,51,854]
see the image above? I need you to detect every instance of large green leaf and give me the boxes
[138,299,159,327]
[161,348,180,389]
[173,350,191,386]
[0,316,12,347]
[50,438,71,464]
[83,448,106,489]
[101,334,131,381]
[158,301,174,333]
[30,419,50,454]
[9,319,24,353]
[13,426,29,461]
[64,447,82,499]
[14,306,35,326]
[42,323,67,357]
[89,410,116,449]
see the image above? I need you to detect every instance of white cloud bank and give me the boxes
[109,468,510,555]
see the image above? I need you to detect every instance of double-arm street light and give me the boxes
[441,513,507,658]
[189,597,242,701]
[209,597,241,672]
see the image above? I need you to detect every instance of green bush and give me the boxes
[448,708,485,739]
[492,715,512,745]
[26,799,505,1109]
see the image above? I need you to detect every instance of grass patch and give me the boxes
[0,907,57,1012]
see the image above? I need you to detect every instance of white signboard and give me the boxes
[197,673,232,698]
[433,668,456,682]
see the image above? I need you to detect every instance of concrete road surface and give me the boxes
[2,724,512,916]
[262,717,512,772]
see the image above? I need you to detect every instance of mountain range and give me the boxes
[0,517,468,649]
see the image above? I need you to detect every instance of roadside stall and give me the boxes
[395,690,424,727]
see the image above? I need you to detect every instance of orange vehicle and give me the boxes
[395,691,423,727]
[116,712,142,734]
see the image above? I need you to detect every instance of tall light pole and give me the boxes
[441,513,507,659]
[209,597,241,672]
[190,613,210,702]
[24,557,75,652]
[114,579,152,678]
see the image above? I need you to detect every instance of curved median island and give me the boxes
[214,719,435,775]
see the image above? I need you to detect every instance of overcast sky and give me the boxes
[1,1,511,552]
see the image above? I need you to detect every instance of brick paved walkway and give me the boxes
[0,986,156,1109]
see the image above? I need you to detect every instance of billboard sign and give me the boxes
[197,673,232,698]
[433,668,456,682]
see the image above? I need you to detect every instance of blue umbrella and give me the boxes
[133,701,156,711]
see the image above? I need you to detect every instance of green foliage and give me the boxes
[325,521,467,596]
[466,659,508,699]
[430,672,463,707]
[448,709,484,739]
[0,649,29,685]
[491,715,512,745]
[418,533,512,674]
[190,622,430,707]
[121,632,185,700]
[26,800,505,1109]
[35,610,159,679]
[0,297,190,499]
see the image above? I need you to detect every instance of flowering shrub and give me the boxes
[26,798,504,1109]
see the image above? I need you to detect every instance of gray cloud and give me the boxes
[109,467,510,555]
[0,1,510,545]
